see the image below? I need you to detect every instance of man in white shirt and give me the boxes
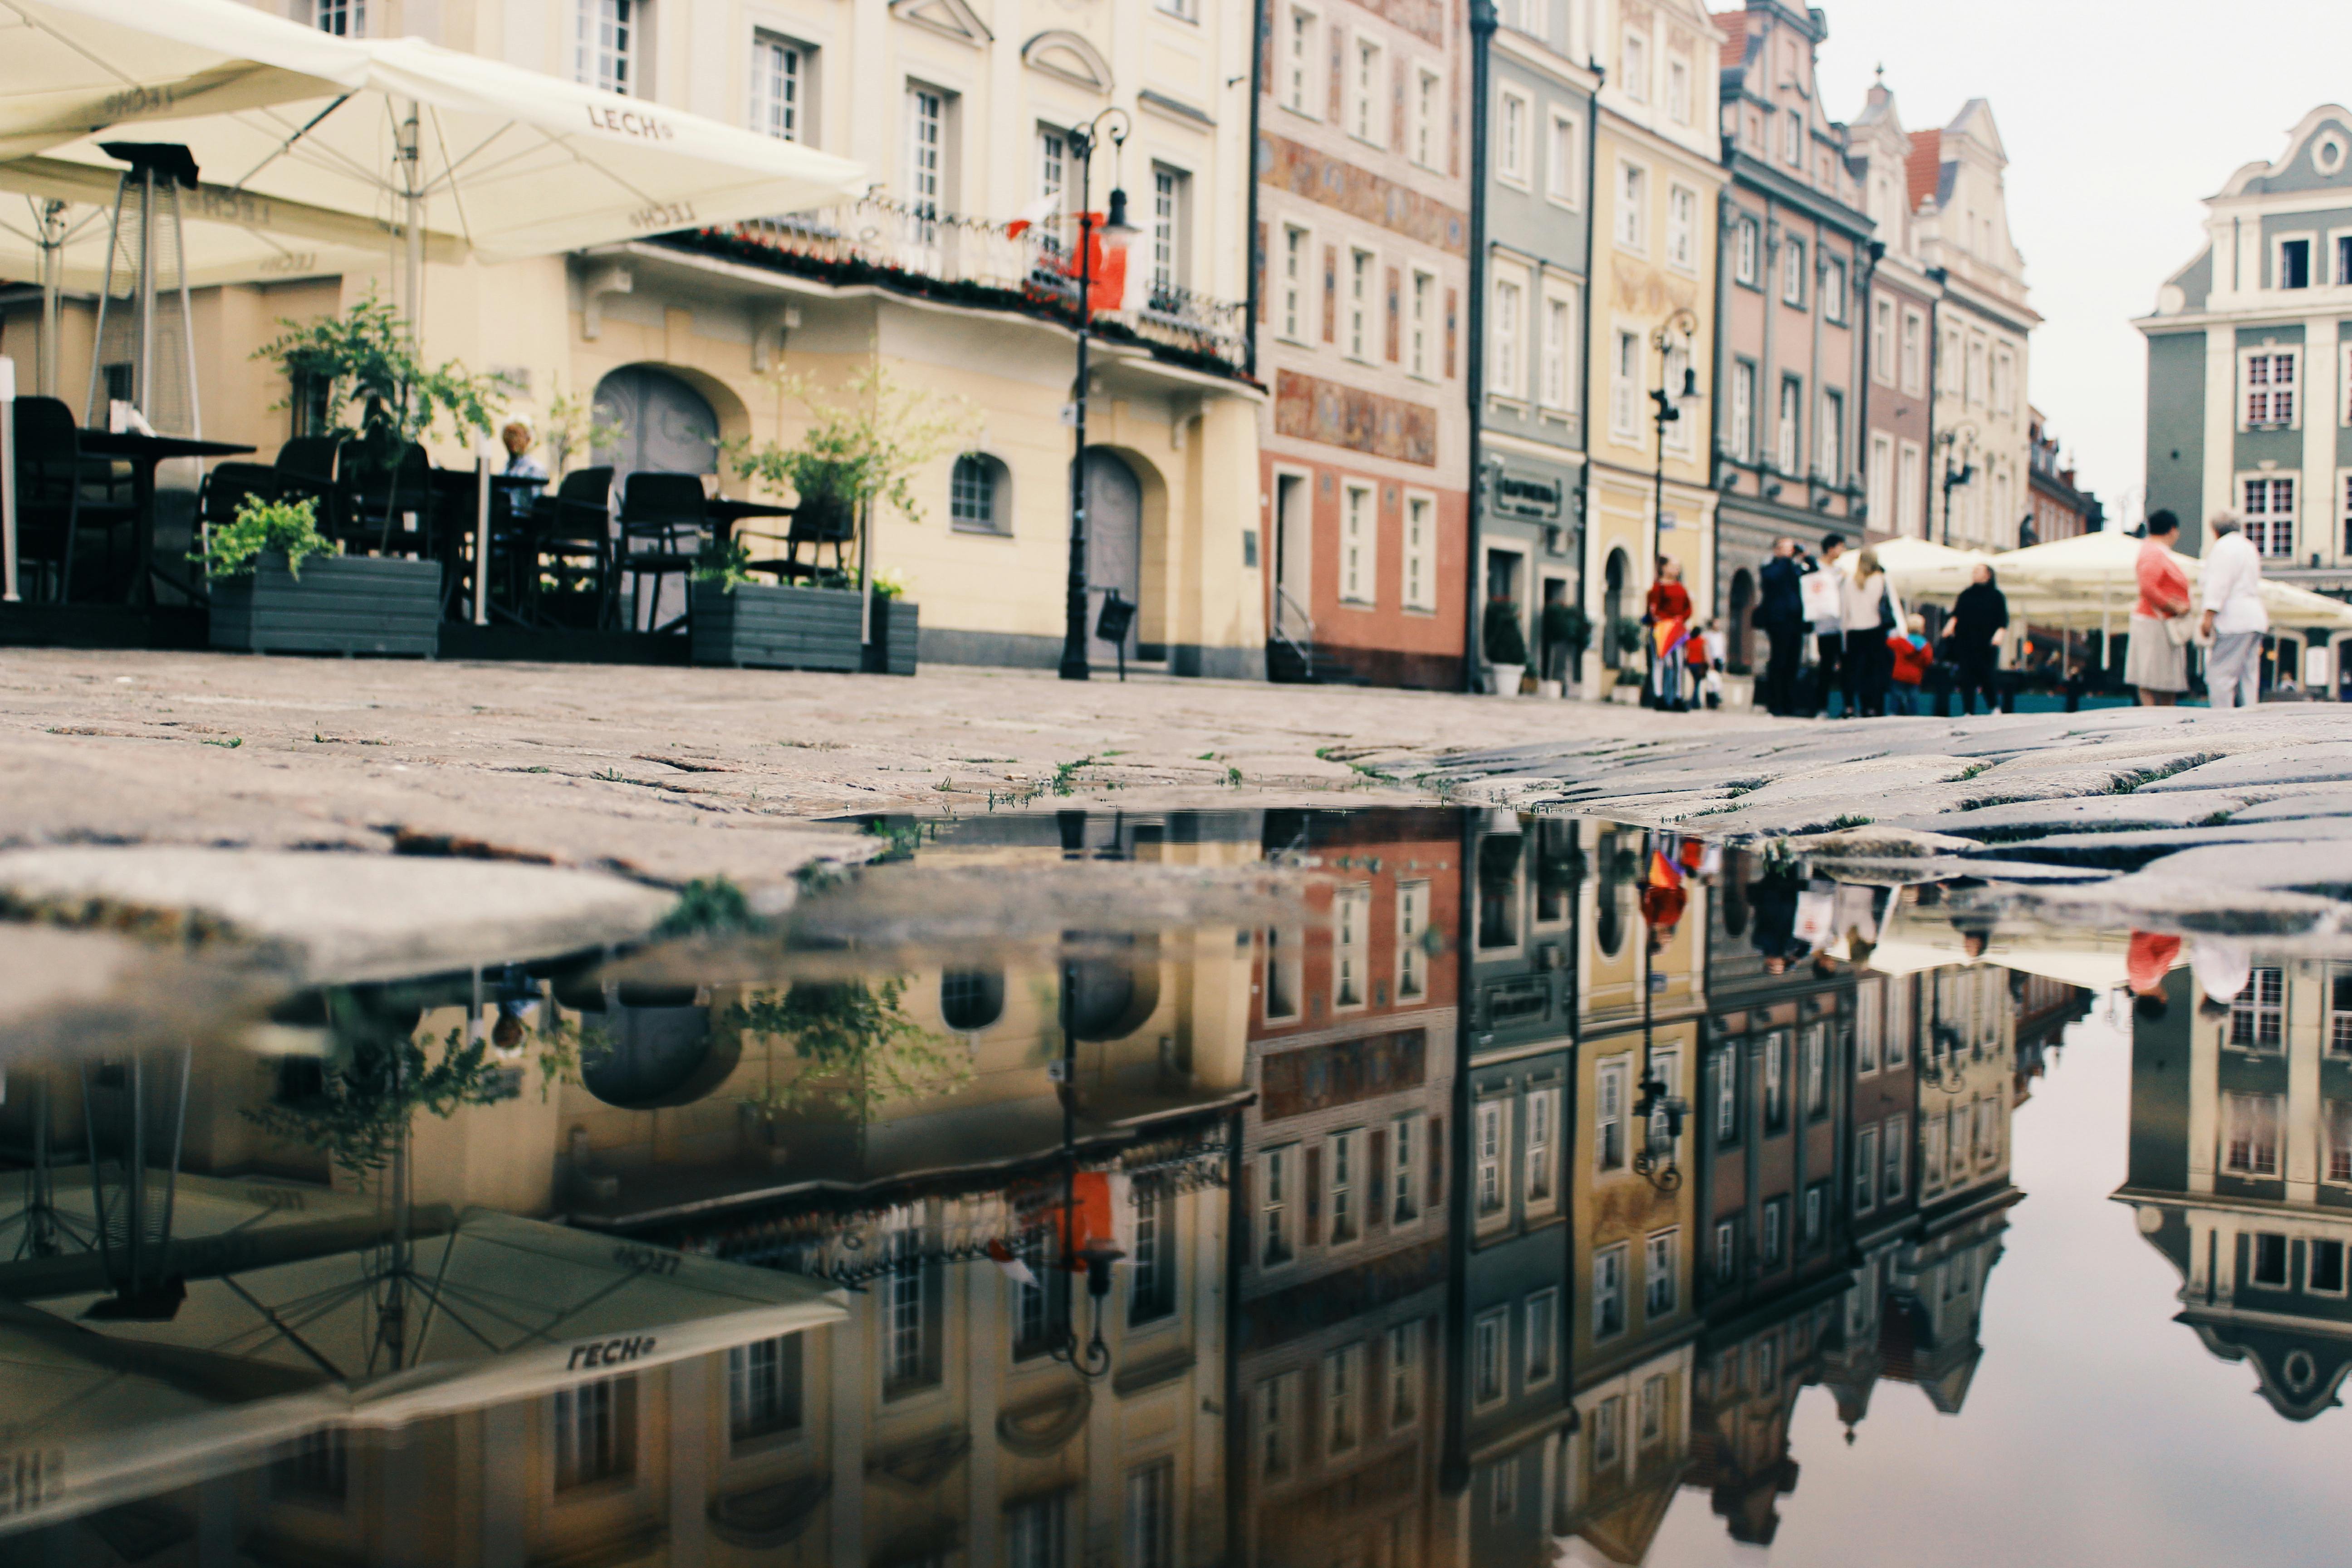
[2199,513,2269,710]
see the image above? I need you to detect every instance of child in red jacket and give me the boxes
[1887,612,1932,715]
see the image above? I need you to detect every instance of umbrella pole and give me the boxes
[399,103,425,343]
[137,166,154,422]
[38,200,63,400]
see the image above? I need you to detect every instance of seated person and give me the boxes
[500,417,549,481]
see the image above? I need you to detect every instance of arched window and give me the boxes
[940,969,1005,1033]
[950,453,1009,535]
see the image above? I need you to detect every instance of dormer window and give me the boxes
[1781,109,1801,165]
[2280,237,2313,290]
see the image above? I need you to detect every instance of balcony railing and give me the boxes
[669,194,1249,377]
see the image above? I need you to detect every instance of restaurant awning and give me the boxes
[1993,530,2352,634]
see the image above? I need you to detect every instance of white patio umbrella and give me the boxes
[1865,535,1993,606]
[1993,530,2352,634]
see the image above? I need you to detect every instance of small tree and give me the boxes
[1541,602,1592,680]
[727,978,970,1124]
[723,361,979,531]
[1483,599,1529,666]
[542,379,629,480]
[255,290,502,460]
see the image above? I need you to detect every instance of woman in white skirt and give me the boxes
[2128,510,2193,705]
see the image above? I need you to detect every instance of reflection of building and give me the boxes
[2118,961,2352,1420]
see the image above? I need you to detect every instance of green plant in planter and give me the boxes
[872,567,911,601]
[693,537,756,592]
[255,290,502,461]
[1611,616,1647,659]
[1483,598,1529,666]
[192,495,338,580]
[721,360,979,538]
[1540,602,1592,676]
[725,977,970,1123]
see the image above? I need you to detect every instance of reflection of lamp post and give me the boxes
[1058,109,1141,682]
[1049,955,1123,1380]
[1632,831,1690,1194]
[1937,424,1977,548]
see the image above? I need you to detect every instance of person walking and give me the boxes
[2200,512,2269,710]
[1757,538,1805,716]
[1887,612,1932,715]
[1948,563,2009,715]
[1806,533,1847,715]
[2128,509,2193,706]
[1840,547,1897,718]
[1646,556,1694,711]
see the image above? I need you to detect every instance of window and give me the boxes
[1620,30,1647,102]
[906,86,946,241]
[1352,38,1385,145]
[1883,1113,1908,1201]
[1974,1098,2001,1166]
[1760,1199,1785,1266]
[1901,309,1926,393]
[883,1228,934,1391]
[1714,1220,1736,1283]
[1333,885,1369,1008]
[1593,1244,1627,1337]
[1734,218,1759,286]
[1643,1230,1677,1317]
[1475,1098,1509,1219]
[1966,338,1987,406]
[2251,1231,2289,1288]
[1948,1104,1970,1181]
[1341,483,1375,604]
[1818,390,1842,480]
[1730,361,1755,461]
[1150,167,1189,296]
[1491,274,1524,398]
[1666,184,1697,270]
[1801,1184,1824,1249]
[750,34,801,141]
[1868,433,1894,530]
[2243,477,2296,560]
[1854,1124,1880,1215]
[1615,162,1647,250]
[1781,106,1801,165]
[1391,1113,1421,1223]
[1279,226,1311,341]
[1388,880,1429,1000]
[1325,1343,1363,1454]
[1775,378,1801,474]
[1402,493,1435,612]
[2314,1238,2348,1294]
[1590,1394,1622,1471]
[1473,1309,1507,1404]
[314,0,363,35]
[2279,236,2313,290]
[577,0,638,95]
[1509,1289,1553,1390]
[1871,298,1895,383]
[1780,238,1806,307]
[1646,1050,1681,1158]
[1320,1128,1362,1246]
[1490,1457,1519,1521]
[1002,1495,1068,1568]
[1899,441,1925,537]
[1823,257,1847,323]
[1539,289,1574,409]
[728,1334,804,1444]
[1388,1321,1422,1429]
[1013,1231,1067,1358]
[1256,1375,1296,1480]
[1666,54,1690,123]
[1264,927,1302,1022]
[1408,269,1434,377]
[949,454,1004,534]
[1413,69,1442,169]
[1283,8,1318,116]
[1547,113,1579,205]
[2330,1100,2352,1184]
[1596,1056,1627,1171]
[1610,329,1640,438]
[2230,968,2287,1048]
[1525,1087,1560,1209]
[554,1377,635,1490]
[1662,344,1693,454]
[1711,1046,1739,1142]
[1856,984,1882,1074]
[1126,1464,1175,1568]
[1639,1373,1667,1445]
[1498,90,1529,183]
[1347,248,1374,359]
[1261,1146,1296,1265]
[1131,1188,1176,1322]
[2330,972,2352,1055]
[1941,326,1963,394]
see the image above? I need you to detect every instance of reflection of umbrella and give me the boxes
[1867,901,2133,990]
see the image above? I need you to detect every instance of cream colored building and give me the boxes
[12,0,1266,675]
[1579,0,1724,692]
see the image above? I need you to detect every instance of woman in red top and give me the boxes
[1646,557,1694,710]
[2128,510,2193,706]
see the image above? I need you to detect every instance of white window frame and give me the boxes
[1539,280,1577,412]
[1545,108,1580,208]
[1854,1123,1880,1214]
[1867,431,1894,528]
[1396,879,1429,998]
[1734,217,1759,286]
[1901,308,1926,394]
[1345,246,1375,362]
[1390,1112,1423,1224]
[1257,1372,1295,1478]
[1490,268,1527,404]
[1818,388,1843,481]
[1883,1112,1908,1201]
[1278,224,1313,344]
[1472,1308,1509,1407]
[314,0,364,35]
[1260,1144,1297,1266]
[1475,1098,1510,1224]
[2239,473,2297,560]
[1780,236,1806,308]
[1775,377,1801,474]
[1525,1085,1560,1214]
[577,0,639,96]
[1729,359,1755,461]
[1663,343,1694,454]
[1333,883,1369,1009]
[1609,327,1641,442]
[1645,1049,1681,1161]
[1149,164,1190,295]
[1712,1046,1738,1142]
[1282,6,1321,118]
[1872,297,1895,384]
[1898,440,1925,538]
[1591,1393,1623,1470]
[1619,29,1648,103]
[749,31,803,142]
[2240,344,2301,430]
[1323,1342,1363,1455]
[1665,53,1690,125]
[1407,268,1436,379]
[2276,230,2318,291]
[1402,490,1436,612]
[1991,343,2014,415]
[1595,1055,1628,1172]
[1350,34,1386,147]
[1822,255,1847,323]
[1497,87,1531,187]
[2224,1091,2283,1177]
[1524,1288,1559,1387]
[1340,481,1377,605]
[1714,1219,1735,1282]
[1592,1244,1627,1339]
[1665,183,1697,273]
[1614,160,1648,253]
[1325,1127,1363,1245]
[1643,1229,1677,1318]
[1387,1321,1422,1430]
[1412,67,1443,171]
[1638,1373,1667,1446]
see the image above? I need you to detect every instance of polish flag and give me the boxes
[1005,194,1060,240]
[985,1238,1039,1289]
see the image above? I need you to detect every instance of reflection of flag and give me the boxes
[985,1238,1039,1289]
[1642,848,1687,931]
[1005,193,1060,240]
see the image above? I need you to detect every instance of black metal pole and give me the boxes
[1462,0,1497,692]
[1060,137,1097,683]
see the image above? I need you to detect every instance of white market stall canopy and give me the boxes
[1866,536,1994,606]
[0,0,867,285]
[1992,529,2352,634]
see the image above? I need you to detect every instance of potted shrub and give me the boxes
[1609,617,1647,703]
[688,540,863,671]
[865,568,919,676]
[1540,602,1592,699]
[201,495,438,657]
[1483,599,1528,696]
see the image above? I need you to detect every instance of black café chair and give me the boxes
[274,434,345,534]
[13,396,136,601]
[527,466,615,628]
[761,492,855,583]
[341,440,434,555]
[192,462,284,546]
[614,471,709,633]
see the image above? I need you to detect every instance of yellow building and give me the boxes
[1579,0,1725,694]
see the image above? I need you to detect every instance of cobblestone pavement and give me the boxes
[1383,703,2352,940]
[0,647,1759,888]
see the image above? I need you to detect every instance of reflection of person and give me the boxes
[2200,512,2269,710]
[1749,864,1803,974]
[1949,564,2010,715]
[2130,510,2192,706]
[500,417,549,481]
[2190,936,2251,1014]
[2126,929,2182,1019]
[1758,538,1806,716]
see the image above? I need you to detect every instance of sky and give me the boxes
[1806,0,2352,524]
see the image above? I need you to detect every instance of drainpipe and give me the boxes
[1709,178,1734,619]
[1463,1,1498,692]
[1857,240,1883,534]
[1575,59,1605,691]
[1440,811,1478,1495]
[1245,0,1265,382]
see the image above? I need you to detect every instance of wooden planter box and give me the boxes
[208,553,440,658]
[691,581,863,671]
[864,597,919,676]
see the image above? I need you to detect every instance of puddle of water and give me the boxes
[0,807,2344,1567]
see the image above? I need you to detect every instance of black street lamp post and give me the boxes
[1937,424,1977,548]
[1058,109,1138,682]
[1646,309,1701,703]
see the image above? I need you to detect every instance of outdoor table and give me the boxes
[79,429,255,604]
[428,466,546,624]
[705,497,804,581]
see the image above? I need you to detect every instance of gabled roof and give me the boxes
[1714,10,1751,72]
[1905,129,1943,210]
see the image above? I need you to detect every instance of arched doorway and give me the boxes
[1728,568,1755,673]
[593,366,719,484]
[1076,447,1141,667]
[1602,549,1629,669]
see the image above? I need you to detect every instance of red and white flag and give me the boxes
[1004,194,1060,240]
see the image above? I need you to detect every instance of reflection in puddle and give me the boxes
[0,808,2342,1566]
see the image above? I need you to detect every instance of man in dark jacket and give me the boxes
[1756,538,1806,716]
[1948,564,2010,715]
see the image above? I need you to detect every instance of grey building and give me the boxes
[1475,7,1599,686]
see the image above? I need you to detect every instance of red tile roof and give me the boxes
[1715,10,1749,72]
[1905,128,1943,211]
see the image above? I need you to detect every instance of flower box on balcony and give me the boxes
[690,581,863,671]
[208,553,440,658]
